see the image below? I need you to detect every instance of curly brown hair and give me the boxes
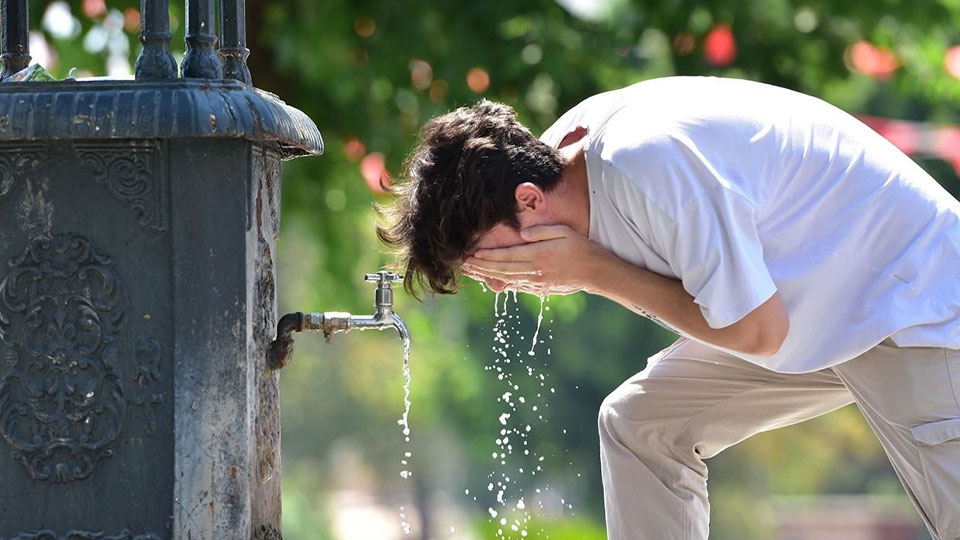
[377,100,564,296]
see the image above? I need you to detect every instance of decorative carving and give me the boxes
[2,530,161,540]
[135,30,178,81]
[74,143,168,232]
[0,234,128,483]
[220,47,252,85]
[0,145,44,199]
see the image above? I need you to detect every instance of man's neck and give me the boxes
[551,140,591,237]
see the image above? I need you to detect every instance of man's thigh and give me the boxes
[834,343,960,539]
[605,337,854,460]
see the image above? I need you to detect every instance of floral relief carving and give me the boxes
[74,142,168,232]
[0,145,44,199]
[0,234,129,483]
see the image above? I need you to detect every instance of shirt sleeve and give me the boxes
[658,188,778,329]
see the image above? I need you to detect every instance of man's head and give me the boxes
[377,100,564,296]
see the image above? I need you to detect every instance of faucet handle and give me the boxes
[364,271,403,287]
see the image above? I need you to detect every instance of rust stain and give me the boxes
[209,113,217,132]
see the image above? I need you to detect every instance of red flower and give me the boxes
[704,24,737,67]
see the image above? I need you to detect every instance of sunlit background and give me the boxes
[31,0,960,538]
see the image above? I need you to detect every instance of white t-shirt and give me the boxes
[540,76,960,373]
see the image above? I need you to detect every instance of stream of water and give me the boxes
[398,337,413,444]
[528,295,545,357]
[398,337,413,535]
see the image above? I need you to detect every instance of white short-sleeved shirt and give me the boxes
[540,76,960,373]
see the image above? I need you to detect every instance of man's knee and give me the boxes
[597,385,627,439]
[598,378,678,452]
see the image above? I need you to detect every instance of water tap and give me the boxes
[267,271,409,370]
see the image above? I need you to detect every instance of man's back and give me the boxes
[542,77,960,372]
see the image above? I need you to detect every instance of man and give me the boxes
[377,76,960,540]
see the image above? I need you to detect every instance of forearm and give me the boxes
[465,224,786,355]
[583,253,782,355]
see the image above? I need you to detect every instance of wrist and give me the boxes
[579,245,619,294]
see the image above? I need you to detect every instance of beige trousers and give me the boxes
[599,338,960,540]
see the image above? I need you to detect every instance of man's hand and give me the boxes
[464,224,789,356]
[462,225,613,296]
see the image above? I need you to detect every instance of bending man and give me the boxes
[377,76,960,540]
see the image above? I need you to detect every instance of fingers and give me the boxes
[472,226,576,260]
[464,270,543,292]
[520,224,573,242]
[462,267,510,292]
[473,243,542,262]
[461,268,486,283]
[463,267,551,296]
[464,258,541,276]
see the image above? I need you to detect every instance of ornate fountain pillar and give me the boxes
[0,1,322,539]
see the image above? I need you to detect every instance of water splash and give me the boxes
[480,290,566,539]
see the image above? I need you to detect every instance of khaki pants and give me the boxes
[599,338,960,540]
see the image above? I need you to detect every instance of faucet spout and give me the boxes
[391,312,409,343]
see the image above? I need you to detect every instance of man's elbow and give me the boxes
[746,317,789,356]
[730,292,789,356]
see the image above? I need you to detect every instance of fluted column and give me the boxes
[135,0,178,80]
[182,0,223,79]
[220,0,252,84]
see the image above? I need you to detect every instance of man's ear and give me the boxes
[515,182,547,213]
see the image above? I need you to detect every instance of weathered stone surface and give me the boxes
[250,146,283,535]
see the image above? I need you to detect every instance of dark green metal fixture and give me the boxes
[0,1,322,539]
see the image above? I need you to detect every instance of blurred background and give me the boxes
[29,0,960,538]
